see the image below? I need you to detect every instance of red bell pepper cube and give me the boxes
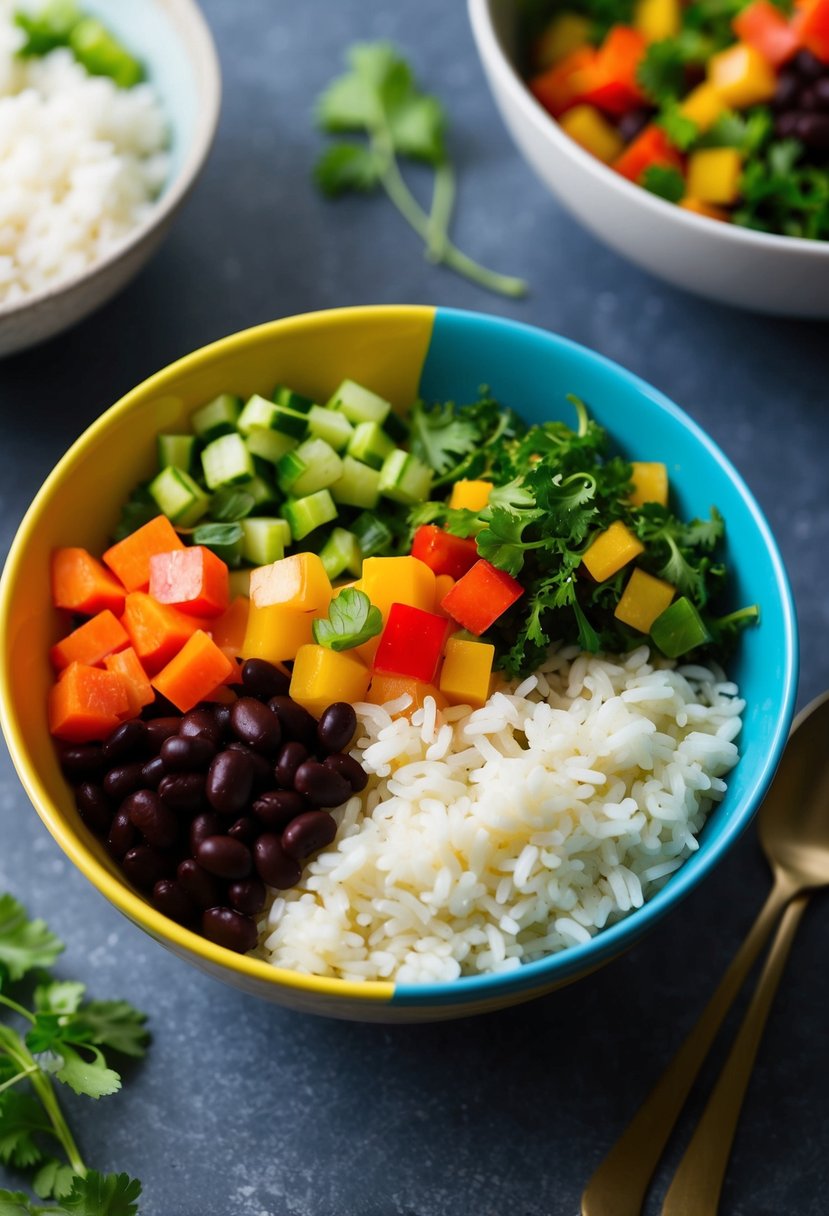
[530,47,598,118]
[578,26,648,116]
[373,603,449,684]
[148,546,230,618]
[733,0,800,65]
[440,560,524,636]
[411,525,480,581]
[613,124,684,183]
[795,0,829,61]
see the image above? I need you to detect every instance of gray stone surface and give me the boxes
[1,1,828,1212]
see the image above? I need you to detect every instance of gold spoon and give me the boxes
[581,689,829,1216]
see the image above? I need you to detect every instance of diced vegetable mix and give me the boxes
[522,0,829,239]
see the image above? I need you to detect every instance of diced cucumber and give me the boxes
[282,490,338,541]
[320,528,362,580]
[378,449,433,504]
[352,511,392,557]
[330,456,381,510]
[273,386,314,414]
[307,405,354,452]
[237,393,279,435]
[148,466,210,527]
[201,433,255,490]
[246,427,297,466]
[277,437,343,498]
[382,410,408,444]
[272,404,310,439]
[157,434,197,474]
[246,474,280,508]
[347,421,395,471]
[327,378,391,426]
[241,517,290,565]
[191,393,241,442]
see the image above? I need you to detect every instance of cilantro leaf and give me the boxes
[313,589,383,652]
[32,1160,77,1201]
[656,103,698,152]
[637,31,710,104]
[409,401,479,475]
[73,1003,148,1060]
[643,164,686,204]
[62,1172,141,1216]
[0,1191,43,1216]
[314,143,384,197]
[0,1094,51,1168]
[208,488,255,523]
[0,896,63,984]
[476,507,544,577]
[34,984,85,1017]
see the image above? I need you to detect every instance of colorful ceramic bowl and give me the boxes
[0,0,221,357]
[0,306,798,1021]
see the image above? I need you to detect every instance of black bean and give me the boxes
[241,658,290,700]
[142,692,179,719]
[317,702,357,754]
[228,876,266,916]
[158,772,207,812]
[202,907,258,953]
[617,106,653,144]
[190,811,222,854]
[227,816,258,844]
[293,759,352,808]
[58,742,106,782]
[282,811,337,861]
[794,49,824,81]
[122,846,171,892]
[323,752,368,793]
[145,716,182,749]
[107,808,138,860]
[103,719,149,763]
[800,85,821,112]
[227,743,275,791]
[152,879,197,925]
[196,835,253,880]
[267,696,317,747]
[253,834,302,889]
[160,734,216,772]
[124,790,179,851]
[103,762,145,801]
[206,748,255,814]
[775,110,802,139]
[814,77,829,110]
[274,741,309,788]
[211,704,233,737]
[230,697,282,755]
[75,781,113,835]
[179,707,225,745]
[772,71,799,112]
[252,790,306,830]
[140,755,166,789]
[795,111,829,148]
[177,858,223,909]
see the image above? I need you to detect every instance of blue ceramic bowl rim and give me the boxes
[393,307,799,1006]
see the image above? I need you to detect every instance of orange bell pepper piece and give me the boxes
[103,516,185,592]
[50,609,129,672]
[530,47,598,118]
[51,548,126,617]
[613,124,684,182]
[104,646,154,716]
[152,629,235,713]
[578,25,649,116]
[48,663,131,742]
[120,592,204,675]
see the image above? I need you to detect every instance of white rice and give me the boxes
[0,2,168,305]
[257,645,744,984]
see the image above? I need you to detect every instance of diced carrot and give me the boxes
[152,630,235,713]
[104,647,154,716]
[50,609,129,672]
[613,123,684,182]
[530,47,598,118]
[200,683,239,705]
[578,26,648,116]
[51,548,126,616]
[48,662,131,742]
[120,592,203,675]
[366,673,448,717]
[211,596,250,661]
[102,516,185,592]
[149,546,230,617]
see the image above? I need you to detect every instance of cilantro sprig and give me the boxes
[0,895,147,1213]
[314,42,528,298]
[312,588,383,651]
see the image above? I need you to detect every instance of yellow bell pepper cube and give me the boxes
[679,83,727,133]
[634,0,681,42]
[241,602,315,663]
[448,479,492,512]
[434,573,456,616]
[559,105,624,164]
[708,43,776,109]
[614,568,676,633]
[582,521,645,582]
[290,644,371,720]
[680,196,729,221]
[355,556,436,664]
[249,552,331,613]
[687,148,743,205]
[367,673,448,716]
[629,461,668,507]
[533,13,593,68]
[439,637,495,708]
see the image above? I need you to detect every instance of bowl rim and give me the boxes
[468,0,829,260]
[0,0,222,324]
[0,305,799,1008]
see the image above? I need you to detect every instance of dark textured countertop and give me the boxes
[1,2,828,1213]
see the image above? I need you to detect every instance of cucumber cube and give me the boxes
[246,427,297,466]
[237,393,279,435]
[201,433,255,490]
[382,410,409,444]
[191,393,241,442]
[157,434,197,474]
[320,528,363,580]
[246,474,280,508]
[272,404,309,439]
[282,490,338,542]
[327,378,391,426]
[273,386,315,413]
[277,437,343,497]
[149,466,210,527]
[347,421,395,471]
[352,511,392,557]
[241,517,290,565]
[307,405,354,452]
[378,449,433,504]
[330,456,381,510]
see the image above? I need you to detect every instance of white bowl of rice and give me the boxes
[0,0,220,357]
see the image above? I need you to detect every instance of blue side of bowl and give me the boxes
[80,0,199,182]
[391,307,798,1008]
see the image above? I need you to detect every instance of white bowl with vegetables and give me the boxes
[0,0,220,357]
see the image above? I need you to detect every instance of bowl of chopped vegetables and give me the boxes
[0,305,797,1020]
[0,0,220,357]
[469,0,829,314]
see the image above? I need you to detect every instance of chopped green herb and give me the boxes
[642,164,687,204]
[312,588,383,651]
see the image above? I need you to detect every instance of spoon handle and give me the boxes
[660,893,809,1216]
[580,874,796,1216]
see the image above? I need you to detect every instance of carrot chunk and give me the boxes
[149,546,230,617]
[211,596,250,661]
[104,646,154,716]
[102,516,185,592]
[152,630,235,713]
[120,592,203,675]
[48,663,131,742]
[51,547,126,616]
[50,609,129,672]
